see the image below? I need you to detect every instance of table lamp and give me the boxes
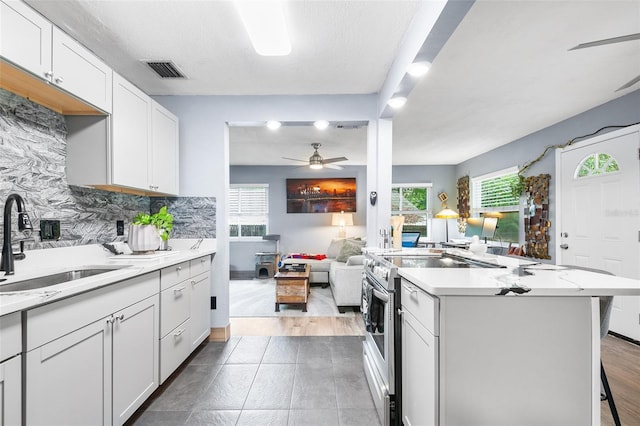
[331,211,353,238]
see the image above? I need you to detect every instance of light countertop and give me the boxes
[0,239,216,316]
[398,250,640,297]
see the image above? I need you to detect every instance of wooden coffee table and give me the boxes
[274,264,310,312]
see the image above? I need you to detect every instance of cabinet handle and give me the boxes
[201,258,206,263]
[191,280,196,286]
[174,286,185,294]
[44,71,53,79]
[176,266,182,272]
[402,283,418,295]
[116,314,125,322]
[106,317,114,325]
[55,76,64,84]
[173,328,185,337]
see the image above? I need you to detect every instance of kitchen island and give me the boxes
[397,251,640,426]
[0,239,216,425]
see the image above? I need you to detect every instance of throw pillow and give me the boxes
[327,238,345,258]
[336,240,363,262]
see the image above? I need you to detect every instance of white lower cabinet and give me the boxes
[0,311,21,426]
[159,255,211,383]
[190,270,211,350]
[25,272,160,426]
[402,309,437,426]
[0,354,21,426]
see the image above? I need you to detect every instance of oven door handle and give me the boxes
[372,287,389,303]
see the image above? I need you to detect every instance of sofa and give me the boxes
[281,238,365,312]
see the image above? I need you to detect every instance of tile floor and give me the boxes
[128,336,381,426]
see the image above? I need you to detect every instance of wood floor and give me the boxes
[601,334,640,426]
[230,315,365,336]
[230,317,639,425]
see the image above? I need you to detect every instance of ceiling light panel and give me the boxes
[314,120,330,130]
[388,96,407,109]
[234,0,291,56]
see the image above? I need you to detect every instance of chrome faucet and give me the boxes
[1,194,33,275]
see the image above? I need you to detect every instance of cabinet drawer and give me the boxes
[160,318,190,383]
[160,281,190,338]
[0,312,21,362]
[160,261,190,290]
[190,256,210,277]
[401,278,439,336]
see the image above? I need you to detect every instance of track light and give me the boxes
[387,96,407,109]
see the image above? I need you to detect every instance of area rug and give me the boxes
[229,279,358,317]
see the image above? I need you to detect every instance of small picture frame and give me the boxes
[438,192,448,203]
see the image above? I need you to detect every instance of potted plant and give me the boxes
[128,206,174,252]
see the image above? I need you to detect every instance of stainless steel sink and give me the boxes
[0,266,129,293]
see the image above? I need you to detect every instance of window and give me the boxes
[392,184,431,237]
[229,184,268,238]
[575,152,620,178]
[471,168,519,242]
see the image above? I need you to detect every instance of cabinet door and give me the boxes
[190,272,211,350]
[0,355,21,426]
[0,0,52,79]
[112,295,159,425]
[402,309,438,426]
[52,27,112,113]
[112,73,151,191]
[151,101,179,195]
[26,318,111,426]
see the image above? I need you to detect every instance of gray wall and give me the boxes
[0,88,215,252]
[455,89,640,262]
[230,165,367,272]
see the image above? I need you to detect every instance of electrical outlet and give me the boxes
[40,220,61,240]
[116,220,125,236]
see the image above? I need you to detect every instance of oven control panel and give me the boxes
[364,256,393,283]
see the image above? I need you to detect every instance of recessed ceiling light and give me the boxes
[314,120,330,130]
[407,61,431,77]
[387,96,407,109]
[234,1,291,56]
[266,120,281,130]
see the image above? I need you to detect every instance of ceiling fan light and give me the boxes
[388,96,407,109]
[407,61,431,77]
[314,120,330,130]
[266,120,281,130]
[234,0,291,56]
[309,163,323,170]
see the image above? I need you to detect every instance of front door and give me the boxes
[559,125,640,340]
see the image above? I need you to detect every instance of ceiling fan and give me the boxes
[282,143,348,170]
[569,32,640,92]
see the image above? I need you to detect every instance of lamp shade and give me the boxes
[331,212,354,227]
[435,208,459,219]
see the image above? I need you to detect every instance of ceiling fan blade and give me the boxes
[281,157,307,163]
[569,33,640,50]
[616,74,640,92]
[322,156,348,164]
[324,163,344,170]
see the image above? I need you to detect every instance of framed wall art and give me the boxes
[286,178,356,213]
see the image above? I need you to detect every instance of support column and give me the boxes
[366,118,393,247]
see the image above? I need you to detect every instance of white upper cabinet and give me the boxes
[51,27,112,113]
[0,0,112,113]
[151,102,179,195]
[0,0,51,78]
[112,73,152,191]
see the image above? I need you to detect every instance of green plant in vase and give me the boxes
[130,206,174,252]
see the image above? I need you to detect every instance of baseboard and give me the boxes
[209,324,231,342]
[230,270,257,280]
[608,330,640,346]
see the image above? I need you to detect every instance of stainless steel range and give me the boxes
[361,250,505,426]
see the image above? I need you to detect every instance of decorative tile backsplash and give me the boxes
[0,88,215,251]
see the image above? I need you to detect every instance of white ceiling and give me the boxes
[26,0,640,166]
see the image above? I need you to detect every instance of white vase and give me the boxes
[128,225,161,253]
